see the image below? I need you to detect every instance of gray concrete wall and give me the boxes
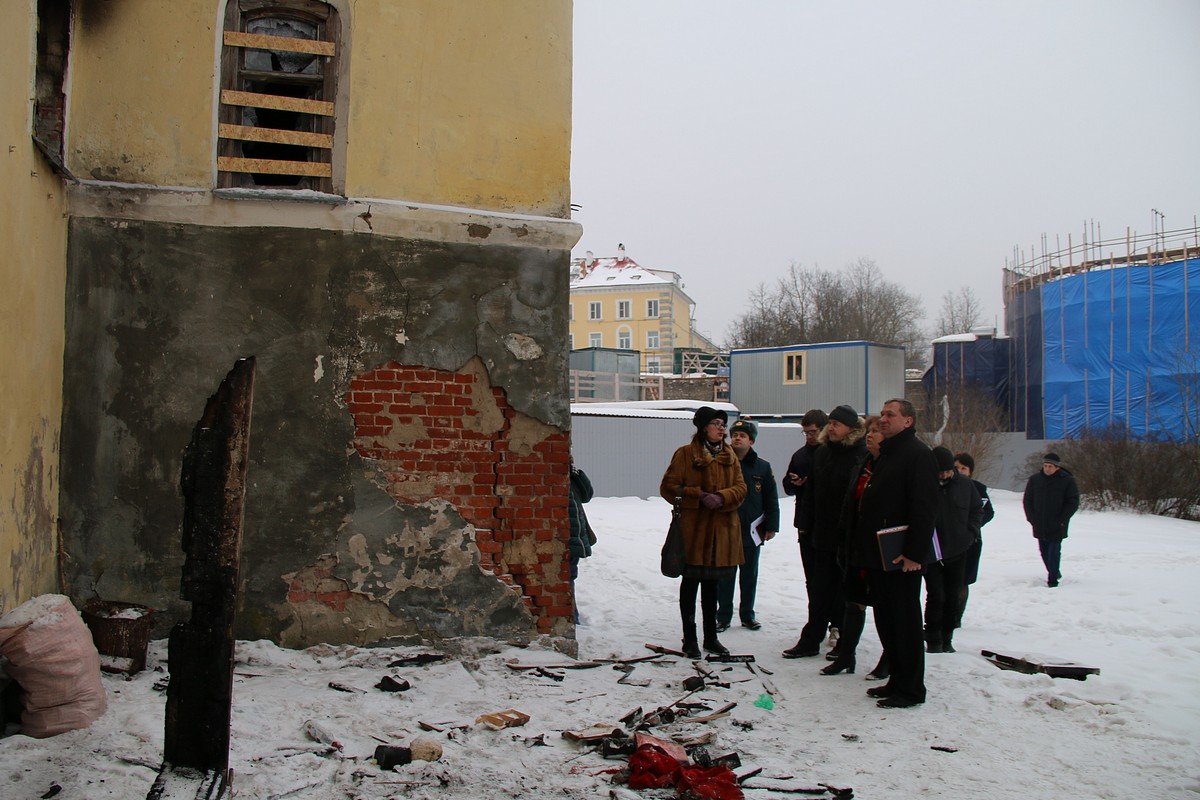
[60,216,570,646]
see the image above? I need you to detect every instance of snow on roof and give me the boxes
[931,333,981,344]
[570,257,674,288]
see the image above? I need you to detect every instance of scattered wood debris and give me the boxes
[387,653,448,668]
[474,709,530,730]
[981,649,1100,680]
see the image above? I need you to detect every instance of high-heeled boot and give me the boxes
[821,604,864,676]
[700,583,728,655]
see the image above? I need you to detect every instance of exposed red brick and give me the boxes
[347,361,571,636]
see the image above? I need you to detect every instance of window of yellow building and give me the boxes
[217,0,339,192]
[617,327,631,349]
[588,301,602,320]
[617,300,631,319]
[647,299,660,318]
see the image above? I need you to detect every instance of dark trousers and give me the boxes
[797,545,844,648]
[867,568,926,703]
[680,577,720,642]
[570,555,580,623]
[923,555,967,636]
[1038,537,1063,582]
[717,536,761,625]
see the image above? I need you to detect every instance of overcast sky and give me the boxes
[570,0,1200,347]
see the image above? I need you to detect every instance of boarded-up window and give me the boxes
[218,0,338,192]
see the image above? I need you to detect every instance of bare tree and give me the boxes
[727,258,927,367]
[934,286,984,337]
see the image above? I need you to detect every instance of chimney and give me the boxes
[617,243,626,262]
[585,250,594,268]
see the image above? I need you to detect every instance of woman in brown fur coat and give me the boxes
[660,406,747,657]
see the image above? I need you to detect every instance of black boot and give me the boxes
[926,631,945,653]
[680,581,701,658]
[821,604,864,676]
[942,629,955,653]
[866,651,890,681]
[682,629,701,659]
[700,581,728,655]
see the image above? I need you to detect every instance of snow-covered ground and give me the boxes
[3,489,1199,798]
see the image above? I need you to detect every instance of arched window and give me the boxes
[218,0,339,192]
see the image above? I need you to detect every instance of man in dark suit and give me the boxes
[845,398,938,709]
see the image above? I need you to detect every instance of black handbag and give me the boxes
[660,494,685,578]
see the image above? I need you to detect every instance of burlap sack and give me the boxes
[0,594,107,738]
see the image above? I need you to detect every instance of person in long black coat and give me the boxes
[568,459,595,623]
[953,452,994,628]
[846,399,938,709]
[717,419,780,631]
[1022,453,1080,588]
[924,447,982,653]
[785,405,865,660]
[782,409,828,640]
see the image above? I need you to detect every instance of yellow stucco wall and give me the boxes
[1,2,68,613]
[346,0,573,216]
[67,0,572,217]
[67,0,218,186]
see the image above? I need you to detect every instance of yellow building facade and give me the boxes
[569,251,718,372]
[5,0,580,648]
[0,2,69,613]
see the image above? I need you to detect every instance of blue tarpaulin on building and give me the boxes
[1007,258,1200,441]
[921,335,1011,418]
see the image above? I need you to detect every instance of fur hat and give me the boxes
[693,406,728,430]
[729,419,757,440]
[828,404,859,428]
[932,446,956,472]
[1043,452,1062,467]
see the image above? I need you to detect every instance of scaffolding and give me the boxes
[1003,221,1200,302]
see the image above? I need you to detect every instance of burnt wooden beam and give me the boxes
[154,358,255,796]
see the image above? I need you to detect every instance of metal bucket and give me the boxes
[81,600,156,675]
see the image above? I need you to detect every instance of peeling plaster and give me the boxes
[313,354,325,382]
[458,357,505,435]
[505,413,557,458]
[3,429,57,612]
[503,333,543,361]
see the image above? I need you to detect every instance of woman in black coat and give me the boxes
[953,452,993,628]
[924,447,981,653]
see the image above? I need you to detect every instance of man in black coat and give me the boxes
[717,419,780,631]
[1022,453,1080,588]
[847,399,938,709]
[783,405,866,658]
[781,409,828,643]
